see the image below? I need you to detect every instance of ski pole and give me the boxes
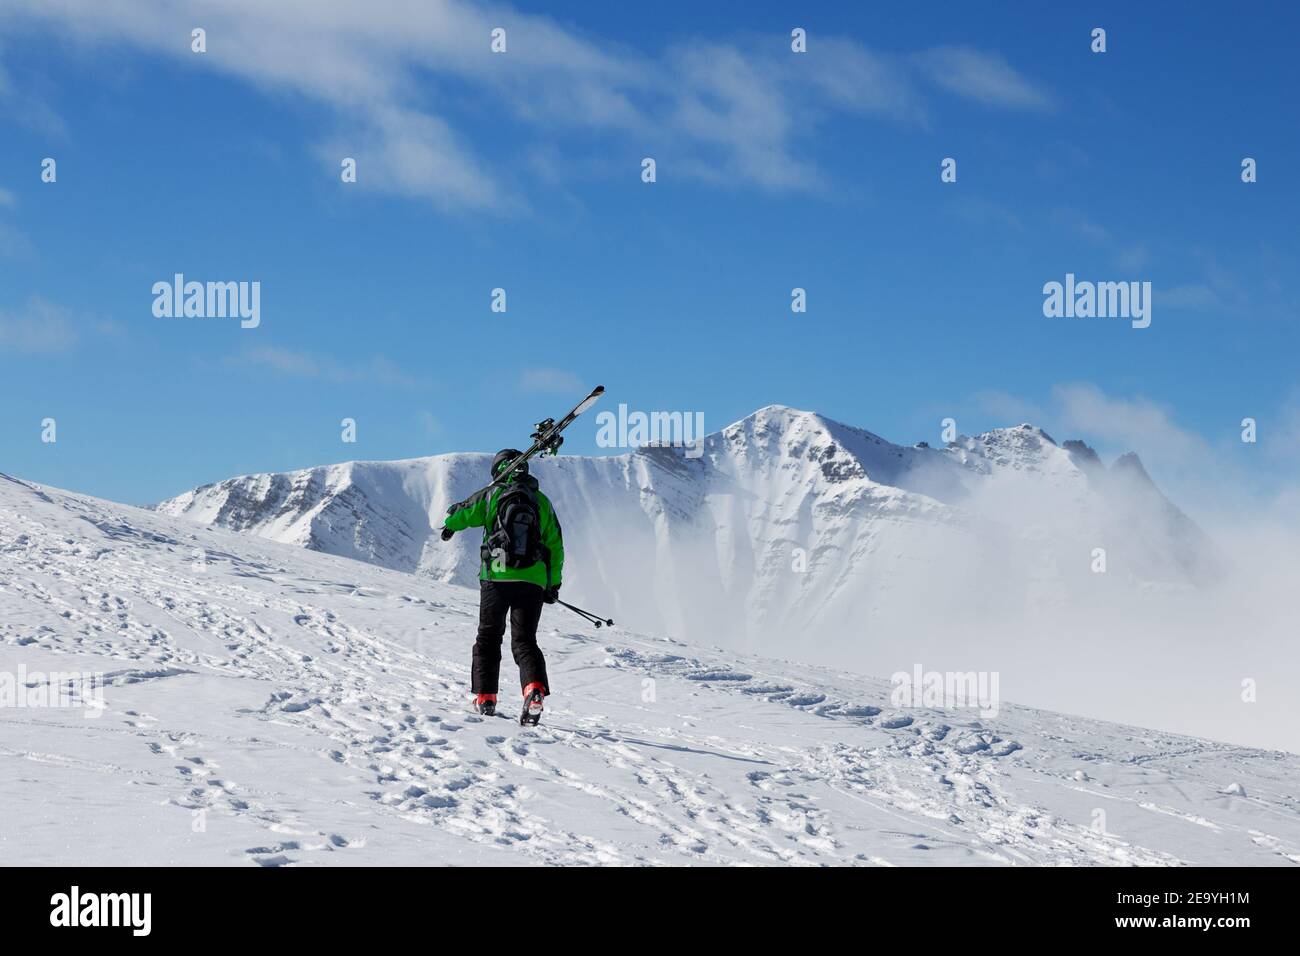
[556,599,614,628]
[559,601,606,626]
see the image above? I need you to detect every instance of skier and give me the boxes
[440,449,564,725]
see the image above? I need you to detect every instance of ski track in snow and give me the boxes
[1,473,1298,866]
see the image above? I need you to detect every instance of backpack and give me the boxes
[482,482,545,571]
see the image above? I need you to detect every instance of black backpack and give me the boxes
[482,482,544,571]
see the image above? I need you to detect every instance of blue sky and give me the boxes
[0,1,1296,506]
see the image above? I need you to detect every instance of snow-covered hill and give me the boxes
[2,473,1296,865]
[156,406,1215,656]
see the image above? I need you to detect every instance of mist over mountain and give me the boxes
[154,405,1235,735]
[5,471,1294,863]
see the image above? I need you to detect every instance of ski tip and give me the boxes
[575,387,605,414]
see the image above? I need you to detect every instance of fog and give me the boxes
[567,446,1300,753]
[809,466,1300,754]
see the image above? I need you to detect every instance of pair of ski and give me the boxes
[440,385,605,523]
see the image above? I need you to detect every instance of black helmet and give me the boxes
[491,448,526,480]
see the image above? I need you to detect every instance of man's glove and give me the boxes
[543,585,560,605]
[440,527,455,542]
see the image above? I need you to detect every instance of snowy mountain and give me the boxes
[2,473,1295,866]
[156,406,1217,657]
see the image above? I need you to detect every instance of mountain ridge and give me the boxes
[154,404,1216,654]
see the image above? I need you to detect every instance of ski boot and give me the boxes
[520,682,546,726]
[474,693,497,717]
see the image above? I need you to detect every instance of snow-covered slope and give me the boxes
[2,473,1296,866]
[156,406,1214,656]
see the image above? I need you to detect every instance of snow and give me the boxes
[3,473,1299,866]
[148,405,1276,752]
[154,406,1210,646]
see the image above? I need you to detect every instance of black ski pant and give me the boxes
[471,579,549,697]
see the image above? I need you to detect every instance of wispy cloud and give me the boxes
[415,409,442,438]
[949,195,1024,231]
[914,46,1054,111]
[236,345,429,389]
[0,220,33,259]
[0,296,80,353]
[1161,283,1223,310]
[0,181,34,258]
[519,366,583,394]
[1052,207,1150,271]
[1160,254,1258,317]
[0,54,65,134]
[1051,382,1210,466]
[969,382,1242,511]
[970,381,1212,472]
[970,388,1044,424]
[1057,209,1113,245]
[315,106,502,212]
[0,1,1055,206]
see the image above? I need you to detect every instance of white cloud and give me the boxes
[965,382,1274,518]
[1051,382,1210,466]
[971,388,1044,424]
[0,1,1056,206]
[1161,283,1224,310]
[317,106,504,212]
[667,42,816,191]
[1052,208,1152,271]
[656,36,939,191]
[1115,243,1150,272]
[1158,254,1262,317]
[1062,211,1112,244]
[1263,388,1300,468]
[0,53,66,133]
[0,178,33,258]
[950,195,1024,231]
[415,410,442,437]
[519,366,582,394]
[0,220,33,259]
[0,296,80,352]
[237,345,429,389]
[915,46,1054,111]
[801,38,928,122]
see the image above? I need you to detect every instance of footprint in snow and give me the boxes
[785,693,826,707]
[685,670,752,682]
[878,714,914,729]
[840,705,882,718]
[280,698,320,713]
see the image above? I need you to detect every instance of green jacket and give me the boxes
[444,476,564,588]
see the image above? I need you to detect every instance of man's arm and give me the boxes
[541,495,564,586]
[444,491,489,533]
